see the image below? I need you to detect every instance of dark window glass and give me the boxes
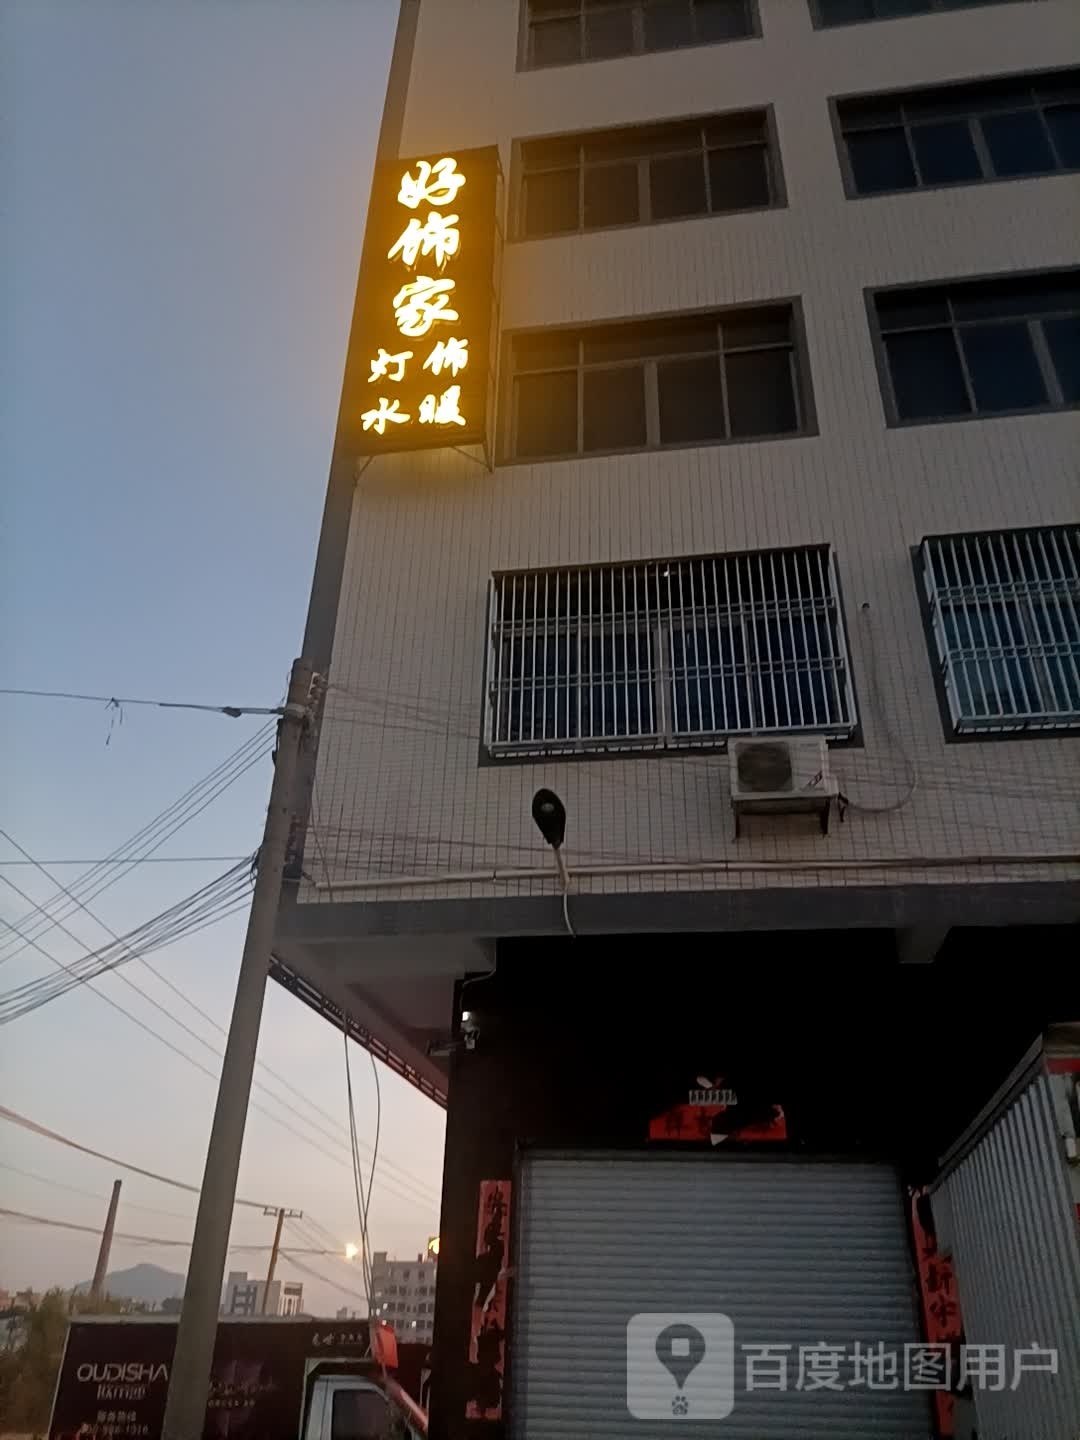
[331,1390,392,1440]
[911,120,982,185]
[1044,316,1080,402]
[950,276,1080,321]
[524,168,580,236]
[644,0,695,48]
[583,367,648,450]
[584,161,639,227]
[695,0,754,40]
[657,355,726,444]
[818,0,876,24]
[723,309,790,348]
[530,16,580,66]
[515,371,577,456]
[514,332,579,371]
[876,289,951,329]
[961,322,1048,412]
[981,109,1056,176]
[1047,104,1080,167]
[726,348,798,436]
[885,330,971,419]
[650,152,708,219]
[847,128,917,193]
[585,5,635,58]
[876,0,931,15]
[708,145,770,209]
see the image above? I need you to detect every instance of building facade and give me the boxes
[273,1,1080,1436]
[370,1251,438,1345]
[221,1271,303,1318]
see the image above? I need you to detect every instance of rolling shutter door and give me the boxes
[512,1152,927,1439]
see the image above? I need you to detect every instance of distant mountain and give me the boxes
[74,1262,185,1307]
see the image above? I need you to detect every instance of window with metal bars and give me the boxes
[518,110,779,239]
[507,306,808,461]
[523,0,756,69]
[812,0,1035,29]
[920,527,1080,734]
[837,70,1080,196]
[872,271,1080,423]
[485,547,857,757]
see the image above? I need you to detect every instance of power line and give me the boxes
[0,687,283,718]
[0,1161,190,1221]
[0,898,439,1210]
[0,857,249,867]
[0,858,254,1019]
[0,1105,280,1210]
[0,721,276,966]
[0,852,440,1206]
[0,1207,336,1254]
[278,1249,369,1305]
[0,913,359,1173]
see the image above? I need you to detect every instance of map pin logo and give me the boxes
[656,1323,706,1390]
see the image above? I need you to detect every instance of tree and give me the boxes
[0,1288,69,1435]
[0,1288,143,1436]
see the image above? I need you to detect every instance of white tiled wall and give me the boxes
[303,0,1080,908]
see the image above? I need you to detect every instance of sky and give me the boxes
[1,0,446,1318]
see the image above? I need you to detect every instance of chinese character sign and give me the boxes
[353,146,499,454]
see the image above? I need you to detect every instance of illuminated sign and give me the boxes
[352,146,500,456]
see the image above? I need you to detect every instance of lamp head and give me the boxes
[531,788,567,849]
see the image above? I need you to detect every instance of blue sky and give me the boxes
[1,0,444,1315]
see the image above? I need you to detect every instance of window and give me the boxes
[331,1388,394,1440]
[838,71,1080,195]
[518,110,780,238]
[523,0,755,69]
[872,271,1080,423]
[507,306,808,461]
[812,0,1035,28]
[920,528,1080,734]
[485,547,856,757]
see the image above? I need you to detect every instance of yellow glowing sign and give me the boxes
[361,150,494,449]
[397,157,466,210]
[361,396,410,434]
[393,275,459,339]
[419,384,466,427]
[423,337,469,378]
[369,347,413,383]
[387,212,461,269]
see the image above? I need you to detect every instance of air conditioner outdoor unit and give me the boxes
[729,736,838,837]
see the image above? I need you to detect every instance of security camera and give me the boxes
[532,789,567,849]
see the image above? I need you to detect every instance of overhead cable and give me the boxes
[0,687,283,717]
[0,1105,279,1210]
[0,721,275,966]
[0,1207,334,1254]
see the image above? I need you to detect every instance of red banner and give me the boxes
[465,1179,511,1421]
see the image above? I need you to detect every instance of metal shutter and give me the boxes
[512,1152,927,1439]
[932,1073,1080,1440]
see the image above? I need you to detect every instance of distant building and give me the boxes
[0,1311,25,1352]
[221,1271,302,1317]
[336,1306,363,1321]
[370,1251,436,1345]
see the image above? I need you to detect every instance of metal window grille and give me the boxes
[485,546,856,756]
[921,527,1080,733]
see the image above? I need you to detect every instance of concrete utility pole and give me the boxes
[260,1206,303,1314]
[89,1179,121,1304]
[162,658,314,1440]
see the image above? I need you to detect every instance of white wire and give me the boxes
[561,887,576,938]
